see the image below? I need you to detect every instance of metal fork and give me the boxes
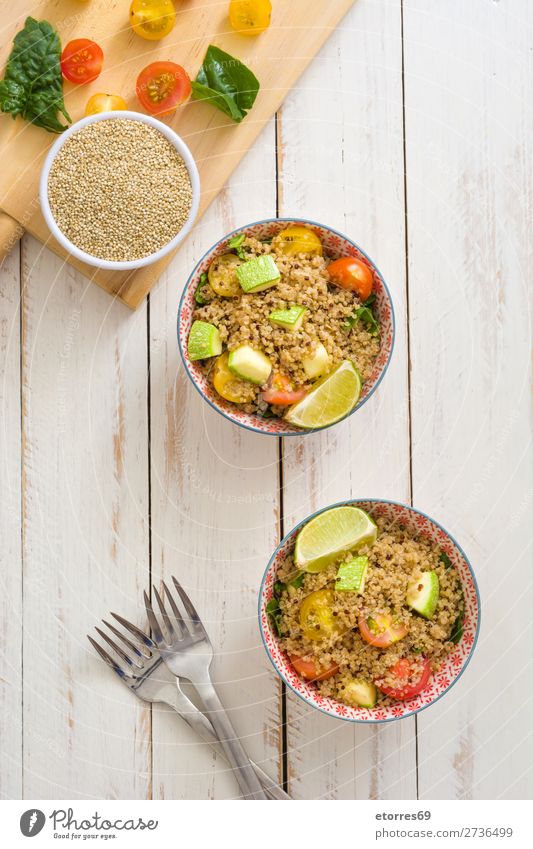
[88,616,287,800]
[144,576,268,800]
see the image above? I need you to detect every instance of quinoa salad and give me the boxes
[187,225,381,429]
[266,507,464,709]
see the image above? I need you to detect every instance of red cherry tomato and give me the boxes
[359,613,409,648]
[290,655,339,682]
[261,373,307,406]
[378,657,432,700]
[61,39,104,84]
[328,257,374,301]
[136,61,192,116]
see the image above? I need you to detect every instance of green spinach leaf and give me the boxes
[0,17,71,133]
[449,606,465,644]
[439,551,453,570]
[194,271,209,305]
[343,293,379,335]
[289,572,305,590]
[266,598,283,636]
[227,233,246,259]
[191,45,260,123]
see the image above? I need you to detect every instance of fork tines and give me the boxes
[88,613,156,680]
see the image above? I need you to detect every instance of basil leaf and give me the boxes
[228,233,246,259]
[194,272,209,305]
[191,45,260,123]
[0,17,71,133]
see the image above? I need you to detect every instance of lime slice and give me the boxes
[294,506,377,573]
[285,360,362,429]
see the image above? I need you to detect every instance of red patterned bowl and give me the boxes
[259,500,480,722]
[177,219,395,435]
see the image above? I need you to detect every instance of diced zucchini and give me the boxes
[227,345,272,385]
[343,679,377,708]
[269,305,308,331]
[335,556,368,593]
[236,255,281,293]
[406,571,440,619]
[302,341,330,379]
[187,320,222,361]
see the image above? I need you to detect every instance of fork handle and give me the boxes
[194,675,269,800]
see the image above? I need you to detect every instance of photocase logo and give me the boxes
[20,809,46,837]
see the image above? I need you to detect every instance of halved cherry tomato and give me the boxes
[61,39,104,84]
[85,93,127,116]
[290,654,339,682]
[272,225,323,257]
[229,0,272,36]
[299,589,343,642]
[136,62,192,116]
[261,373,307,406]
[359,613,409,648]
[328,257,373,301]
[378,657,431,700]
[130,0,176,41]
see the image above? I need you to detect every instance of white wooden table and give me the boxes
[1,0,532,800]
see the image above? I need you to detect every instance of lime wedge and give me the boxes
[294,506,377,573]
[285,360,362,429]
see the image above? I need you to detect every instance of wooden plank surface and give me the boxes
[0,0,356,307]
[149,120,282,799]
[404,0,533,800]
[279,0,415,799]
[0,244,22,798]
[0,0,531,801]
[19,240,151,797]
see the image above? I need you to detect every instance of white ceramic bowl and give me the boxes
[39,111,200,271]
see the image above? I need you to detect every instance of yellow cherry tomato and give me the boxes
[229,0,272,35]
[272,225,323,257]
[212,353,257,404]
[130,0,176,41]
[85,93,128,116]
[299,589,342,642]
[208,253,243,297]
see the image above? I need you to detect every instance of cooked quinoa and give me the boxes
[48,119,193,262]
[193,234,380,416]
[274,518,463,708]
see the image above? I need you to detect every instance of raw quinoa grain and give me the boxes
[48,119,193,262]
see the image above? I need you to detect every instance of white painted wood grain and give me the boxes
[404,0,533,800]
[0,244,22,798]
[149,121,283,799]
[278,0,415,799]
[20,238,151,798]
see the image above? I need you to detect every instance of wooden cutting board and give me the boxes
[0,0,356,308]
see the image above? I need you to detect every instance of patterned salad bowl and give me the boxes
[177,218,395,436]
[258,499,480,723]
